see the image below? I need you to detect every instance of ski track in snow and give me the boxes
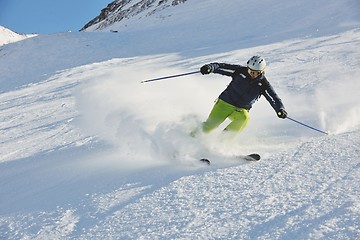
[76,132,359,239]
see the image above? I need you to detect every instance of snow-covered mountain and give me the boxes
[0,26,35,46]
[81,0,188,31]
[81,0,359,40]
[0,0,359,239]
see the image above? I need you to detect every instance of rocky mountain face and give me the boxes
[80,0,187,31]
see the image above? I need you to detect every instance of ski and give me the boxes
[199,153,261,165]
[199,158,211,165]
[240,153,261,161]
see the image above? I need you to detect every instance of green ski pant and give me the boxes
[202,99,250,134]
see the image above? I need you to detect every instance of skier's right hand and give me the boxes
[277,109,288,119]
[200,64,212,75]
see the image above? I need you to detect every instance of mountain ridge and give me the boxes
[0,25,36,46]
[81,0,188,31]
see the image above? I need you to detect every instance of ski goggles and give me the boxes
[248,68,264,76]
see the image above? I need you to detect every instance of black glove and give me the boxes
[200,64,212,75]
[277,109,288,119]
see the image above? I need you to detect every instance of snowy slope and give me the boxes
[84,0,360,52]
[0,26,35,46]
[0,0,360,239]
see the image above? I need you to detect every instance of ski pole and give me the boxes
[141,71,199,83]
[287,116,328,135]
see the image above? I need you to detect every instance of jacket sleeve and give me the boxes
[209,63,242,77]
[262,78,285,112]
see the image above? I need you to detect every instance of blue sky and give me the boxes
[0,0,111,33]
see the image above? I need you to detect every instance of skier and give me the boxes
[196,56,287,139]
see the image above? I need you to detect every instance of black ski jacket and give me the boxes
[210,63,285,112]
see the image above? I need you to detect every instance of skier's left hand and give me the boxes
[277,109,288,119]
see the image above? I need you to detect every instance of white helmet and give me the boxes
[247,56,266,71]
